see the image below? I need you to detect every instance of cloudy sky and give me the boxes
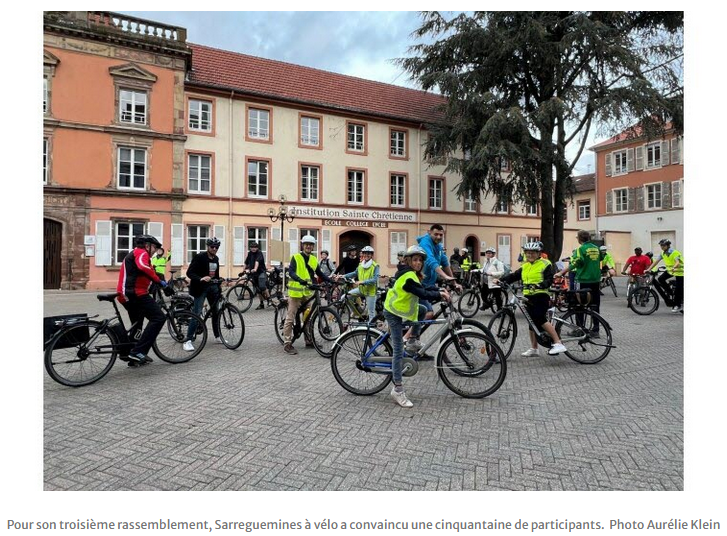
[123,10,596,174]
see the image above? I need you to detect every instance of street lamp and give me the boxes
[268,194,296,292]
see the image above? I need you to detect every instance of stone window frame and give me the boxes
[112,219,148,265]
[112,135,153,191]
[109,63,158,129]
[43,50,60,117]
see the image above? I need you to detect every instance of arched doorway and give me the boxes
[44,218,62,289]
[464,235,479,261]
[338,230,372,264]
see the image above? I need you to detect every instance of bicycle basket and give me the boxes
[43,314,89,350]
[565,290,592,307]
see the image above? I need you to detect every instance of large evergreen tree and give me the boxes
[400,11,683,259]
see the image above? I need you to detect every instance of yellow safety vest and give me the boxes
[288,253,318,298]
[384,271,419,321]
[663,250,684,276]
[462,258,471,272]
[521,258,551,296]
[357,261,379,297]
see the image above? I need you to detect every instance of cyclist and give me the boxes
[460,248,471,273]
[151,247,172,280]
[183,237,222,351]
[283,234,336,355]
[318,249,336,278]
[335,245,359,275]
[383,245,449,408]
[494,241,567,357]
[116,234,167,366]
[622,247,651,280]
[342,245,379,323]
[479,247,505,311]
[600,246,616,277]
[243,242,269,310]
[396,250,407,271]
[649,238,684,313]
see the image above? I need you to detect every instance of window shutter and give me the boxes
[147,222,163,248]
[636,187,645,212]
[660,141,670,166]
[635,146,644,171]
[606,191,613,214]
[272,227,281,242]
[322,229,331,256]
[671,138,681,165]
[214,225,226,266]
[627,188,636,212]
[680,138,684,164]
[233,226,245,265]
[672,180,682,208]
[626,148,634,172]
[604,152,612,177]
[95,220,112,266]
[288,228,299,256]
[171,224,183,266]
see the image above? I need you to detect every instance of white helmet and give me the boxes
[361,245,374,253]
[300,235,317,244]
[599,245,608,252]
[461,248,468,254]
[485,247,496,254]
[523,241,542,252]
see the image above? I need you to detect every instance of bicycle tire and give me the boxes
[436,331,507,398]
[628,287,659,315]
[555,309,612,364]
[273,301,288,344]
[215,303,245,350]
[487,309,517,359]
[309,306,345,358]
[609,276,618,297]
[44,320,118,387]
[457,289,481,318]
[330,329,393,395]
[152,310,207,363]
[226,283,255,313]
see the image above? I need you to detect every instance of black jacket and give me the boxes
[186,252,220,297]
[393,266,442,303]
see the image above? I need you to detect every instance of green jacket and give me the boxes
[151,251,171,276]
[571,242,601,283]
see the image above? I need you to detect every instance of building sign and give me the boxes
[324,219,388,228]
[290,206,415,223]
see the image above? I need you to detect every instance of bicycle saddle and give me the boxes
[97,293,120,302]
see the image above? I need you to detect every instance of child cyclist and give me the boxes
[493,241,567,357]
[383,245,449,408]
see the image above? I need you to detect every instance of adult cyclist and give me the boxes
[649,238,684,313]
[342,245,379,323]
[183,237,222,351]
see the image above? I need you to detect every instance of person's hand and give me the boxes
[160,280,168,287]
[492,278,500,286]
[621,271,627,276]
[202,276,211,282]
[353,281,359,287]
[440,289,451,302]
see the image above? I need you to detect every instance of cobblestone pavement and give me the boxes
[43,279,683,490]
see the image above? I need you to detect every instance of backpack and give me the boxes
[502,263,511,277]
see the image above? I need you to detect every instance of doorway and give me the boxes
[464,235,479,260]
[44,218,62,289]
[338,230,372,263]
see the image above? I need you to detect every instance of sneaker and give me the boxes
[671,306,680,313]
[128,352,152,364]
[390,386,413,408]
[404,338,423,354]
[255,304,265,310]
[521,348,540,357]
[418,353,434,361]
[183,341,195,352]
[304,339,315,348]
[214,336,224,344]
[548,343,567,355]
[588,331,601,339]
[283,343,298,355]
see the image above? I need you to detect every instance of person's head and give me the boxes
[345,244,358,258]
[522,241,542,262]
[300,234,316,254]
[249,242,259,252]
[453,247,459,254]
[646,251,654,259]
[134,234,161,255]
[485,247,496,258]
[658,238,671,250]
[206,237,221,255]
[320,250,329,259]
[360,245,374,259]
[397,250,405,262]
[599,245,608,253]
[429,223,445,244]
[577,230,591,244]
[461,248,469,257]
[634,247,643,256]
[156,247,165,257]
[403,245,427,275]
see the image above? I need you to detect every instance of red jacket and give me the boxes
[117,247,161,303]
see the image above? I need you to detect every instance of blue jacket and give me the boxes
[416,233,450,287]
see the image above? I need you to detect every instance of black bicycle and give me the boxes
[600,271,618,297]
[44,291,207,387]
[184,278,246,350]
[628,267,682,315]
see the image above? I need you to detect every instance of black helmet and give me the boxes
[646,251,654,258]
[134,234,162,248]
[658,238,671,247]
[250,242,260,248]
[206,237,221,248]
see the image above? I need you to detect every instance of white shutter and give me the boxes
[288,228,299,256]
[604,152,612,177]
[322,229,331,256]
[147,222,163,247]
[606,191,613,214]
[635,145,644,171]
[233,226,245,265]
[171,224,183,266]
[660,140,670,166]
[626,148,634,172]
[272,227,281,242]
[680,138,684,164]
[671,138,681,165]
[95,220,112,266]
[214,225,226,266]
[672,180,682,208]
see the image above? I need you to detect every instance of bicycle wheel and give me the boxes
[609,276,618,297]
[44,321,118,387]
[152,310,207,363]
[215,303,245,350]
[457,289,481,318]
[309,306,345,358]
[227,283,255,313]
[629,287,659,315]
[487,309,517,359]
[437,331,507,398]
[273,301,288,344]
[330,329,392,395]
[555,309,612,364]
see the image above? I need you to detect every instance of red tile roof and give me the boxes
[187,43,447,125]
[591,122,675,150]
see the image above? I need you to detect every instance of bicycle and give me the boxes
[487,282,614,364]
[44,290,207,387]
[273,283,345,358]
[169,270,189,292]
[456,283,505,318]
[627,267,682,315]
[599,271,618,297]
[549,275,569,312]
[183,278,246,350]
[330,300,507,399]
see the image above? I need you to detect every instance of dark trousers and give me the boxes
[656,271,683,307]
[575,281,601,332]
[123,294,166,356]
[480,286,503,310]
[186,285,221,340]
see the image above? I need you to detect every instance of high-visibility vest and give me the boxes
[384,270,419,321]
[521,258,551,296]
[288,253,318,298]
[462,257,471,272]
[663,249,684,276]
[357,261,379,297]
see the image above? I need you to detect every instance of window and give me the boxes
[115,222,145,264]
[43,138,48,184]
[187,225,210,263]
[300,116,320,147]
[188,154,211,194]
[578,201,591,220]
[672,180,683,208]
[646,183,662,209]
[299,228,319,258]
[347,122,365,153]
[247,107,270,140]
[525,202,538,216]
[496,197,509,214]
[247,227,268,259]
[119,89,147,125]
[188,99,212,132]
[464,193,477,212]
[429,178,443,210]
[390,231,407,265]
[301,165,320,201]
[646,142,661,169]
[347,170,364,204]
[247,159,269,198]
[118,147,146,190]
[390,129,406,158]
[390,174,406,207]
[613,150,627,175]
[614,188,628,212]
[43,78,48,114]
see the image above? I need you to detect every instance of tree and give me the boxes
[400,11,683,259]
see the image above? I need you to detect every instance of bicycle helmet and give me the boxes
[134,234,162,248]
[300,234,317,244]
[361,246,374,253]
[599,245,608,252]
[320,250,329,255]
[404,245,427,260]
[485,247,496,254]
[658,238,671,247]
[461,248,468,254]
[646,251,654,258]
[250,242,260,248]
[206,237,221,248]
[522,241,542,251]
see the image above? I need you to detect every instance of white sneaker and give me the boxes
[214,336,224,344]
[521,348,540,357]
[671,306,680,313]
[390,386,413,408]
[404,338,423,353]
[548,343,567,355]
[183,341,195,352]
